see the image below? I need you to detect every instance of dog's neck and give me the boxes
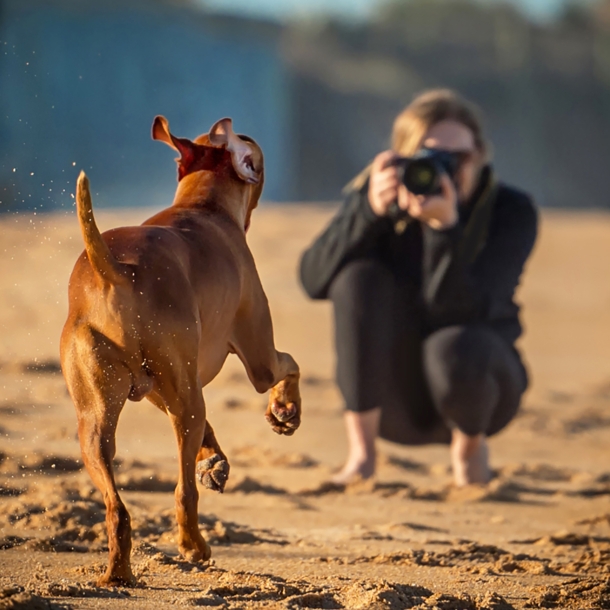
[172,171,251,231]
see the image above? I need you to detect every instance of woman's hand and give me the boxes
[367,150,401,216]
[405,172,459,230]
[368,150,458,229]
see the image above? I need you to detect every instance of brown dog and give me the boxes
[60,116,301,586]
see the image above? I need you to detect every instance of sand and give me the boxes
[0,204,609,609]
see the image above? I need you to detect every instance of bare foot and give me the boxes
[331,457,375,485]
[451,430,491,487]
[331,409,381,485]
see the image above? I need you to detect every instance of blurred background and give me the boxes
[1,0,610,211]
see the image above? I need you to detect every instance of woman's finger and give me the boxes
[377,185,400,206]
[403,190,422,215]
[372,173,399,192]
[371,163,400,185]
[372,150,398,172]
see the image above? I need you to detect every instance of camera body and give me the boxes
[394,148,462,196]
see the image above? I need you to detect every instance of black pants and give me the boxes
[328,259,528,445]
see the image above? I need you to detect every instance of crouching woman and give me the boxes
[299,89,538,487]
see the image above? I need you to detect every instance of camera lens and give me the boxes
[403,159,439,195]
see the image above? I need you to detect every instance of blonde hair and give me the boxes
[346,88,489,192]
[392,88,489,159]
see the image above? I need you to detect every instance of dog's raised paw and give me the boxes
[196,454,229,492]
[266,400,301,436]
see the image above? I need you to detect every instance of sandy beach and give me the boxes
[1,204,610,609]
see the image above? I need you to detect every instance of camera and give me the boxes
[394,148,463,196]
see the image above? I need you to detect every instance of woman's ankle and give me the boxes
[450,430,491,487]
[332,452,376,484]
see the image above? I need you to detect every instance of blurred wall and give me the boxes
[0,0,292,210]
[2,0,610,209]
[285,2,610,208]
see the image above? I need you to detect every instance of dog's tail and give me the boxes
[76,171,127,284]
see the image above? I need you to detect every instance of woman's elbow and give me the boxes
[298,252,327,300]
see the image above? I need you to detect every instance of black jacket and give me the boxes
[299,175,538,345]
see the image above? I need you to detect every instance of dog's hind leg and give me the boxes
[64,355,135,586]
[152,368,211,563]
[196,421,229,493]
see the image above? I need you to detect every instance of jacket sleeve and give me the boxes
[422,189,538,328]
[299,184,393,300]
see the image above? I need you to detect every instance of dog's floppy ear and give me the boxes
[152,115,196,169]
[208,118,260,184]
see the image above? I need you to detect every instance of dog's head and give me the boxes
[152,116,264,230]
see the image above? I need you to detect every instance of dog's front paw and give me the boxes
[265,399,301,436]
[196,454,229,492]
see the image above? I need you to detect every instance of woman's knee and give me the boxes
[423,325,499,435]
[424,325,497,386]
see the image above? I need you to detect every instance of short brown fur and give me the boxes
[60,116,301,586]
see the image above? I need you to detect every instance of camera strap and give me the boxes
[458,166,498,264]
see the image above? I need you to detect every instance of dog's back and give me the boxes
[62,186,255,395]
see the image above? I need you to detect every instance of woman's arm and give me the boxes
[422,187,538,328]
[299,184,393,300]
